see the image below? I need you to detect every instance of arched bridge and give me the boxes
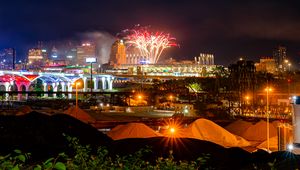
[0,70,114,100]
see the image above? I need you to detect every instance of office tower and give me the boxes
[109,40,126,67]
[76,43,96,66]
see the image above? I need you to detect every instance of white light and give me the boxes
[52,55,57,58]
[67,55,73,59]
[287,144,294,151]
[86,57,97,63]
[293,96,297,100]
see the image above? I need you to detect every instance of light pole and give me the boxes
[74,82,81,108]
[265,87,272,151]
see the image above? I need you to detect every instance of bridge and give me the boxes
[0,70,114,101]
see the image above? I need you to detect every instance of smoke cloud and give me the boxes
[80,31,116,64]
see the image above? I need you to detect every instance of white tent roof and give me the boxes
[181,119,250,147]
[225,119,253,136]
[107,123,162,140]
[241,120,277,142]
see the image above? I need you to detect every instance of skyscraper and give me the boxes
[0,48,16,69]
[273,46,287,71]
[28,48,43,69]
[76,43,96,66]
[109,40,126,67]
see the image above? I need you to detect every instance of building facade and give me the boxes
[273,46,287,72]
[28,48,44,69]
[255,57,276,74]
[0,48,16,70]
[109,40,126,67]
[76,43,96,66]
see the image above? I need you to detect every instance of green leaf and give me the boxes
[12,165,20,170]
[14,150,21,154]
[54,162,66,170]
[33,165,42,170]
[44,162,53,169]
[44,157,54,165]
[17,155,26,162]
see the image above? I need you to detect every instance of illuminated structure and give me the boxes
[28,48,44,68]
[113,61,217,77]
[76,43,96,66]
[126,47,143,64]
[109,40,126,67]
[0,70,114,101]
[273,46,287,72]
[255,57,276,74]
[124,27,177,64]
[194,53,215,65]
[0,48,16,70]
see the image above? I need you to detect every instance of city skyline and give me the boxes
[1,0,300,66]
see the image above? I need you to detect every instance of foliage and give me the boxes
[0,149,30,170]
[0,136,285,170]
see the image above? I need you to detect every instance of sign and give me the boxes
[86,57,97,63]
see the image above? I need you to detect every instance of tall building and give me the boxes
[65,48,77,65]
[28,48,43,68]
[273,46,287,71]
[0,48,16,69]
[76,43,96,66]
[229,59,256,110]
[109,40,126,67]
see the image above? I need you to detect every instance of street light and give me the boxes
[265,87,272,151]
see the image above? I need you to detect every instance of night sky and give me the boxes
[1,0,300,66]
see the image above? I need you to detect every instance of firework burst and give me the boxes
[123,26,178,64]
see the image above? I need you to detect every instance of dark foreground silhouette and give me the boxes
[0,111,299,169]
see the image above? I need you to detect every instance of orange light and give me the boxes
[265,87,272,92]
[170,127,176,134]
[137,95,142,99]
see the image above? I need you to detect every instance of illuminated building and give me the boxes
[76,43,96,66]
[107,53,217,77]
[51,46,59,60]
[65,48,77,65]
[0,48,16,69]
[109,60,217,77]
[255,57,276,74]
[28,48,43,68]
[273,46,287,71]
[109,40,126,67]
[194,53,215,65]
[126,47,143,64]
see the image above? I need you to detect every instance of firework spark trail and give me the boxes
[125,27,177,64]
